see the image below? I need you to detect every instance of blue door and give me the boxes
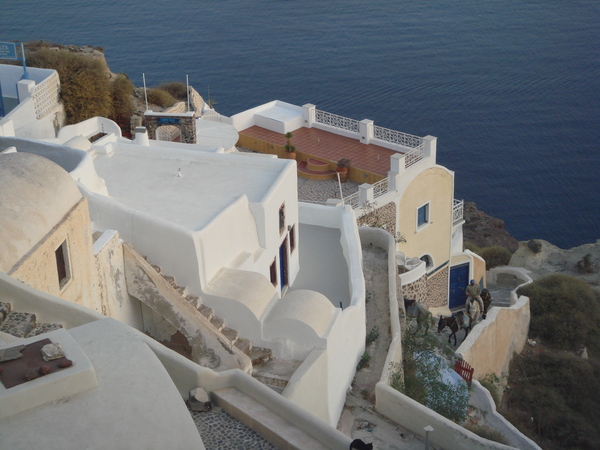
[449,264,469,309]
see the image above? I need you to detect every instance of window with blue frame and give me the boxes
[417,203,429,228]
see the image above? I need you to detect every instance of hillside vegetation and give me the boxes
[501,275,600,449]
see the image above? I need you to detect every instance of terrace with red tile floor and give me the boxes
[240,126,402,177]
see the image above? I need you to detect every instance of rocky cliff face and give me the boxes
[463,202,519,252]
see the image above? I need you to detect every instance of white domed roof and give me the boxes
[269,290,336,337]
[0,152,82,272]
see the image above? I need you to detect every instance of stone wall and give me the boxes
[400,274,427,303]
[357,201,396,236]
[426,267,449,308]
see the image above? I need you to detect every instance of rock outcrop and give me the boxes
[463,202,519,252]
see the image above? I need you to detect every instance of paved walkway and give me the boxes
[190,406,276,449]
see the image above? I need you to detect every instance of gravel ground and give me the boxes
[236,145,361,204]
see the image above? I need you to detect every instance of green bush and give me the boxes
[477,246,512,269]
[517,274,600,353]
[366,326,380,346]
[111,73,135,118]
[479,373,501,407]
[146,88,177,108]
[463,241,481,254]
[27,48,112,124]
[503,351,600,450]
[357,351,371,370]
[158,81,188,100]
[397,330,468,422]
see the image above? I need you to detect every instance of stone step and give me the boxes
[248,347,273,367]
[210,316,225,331]
[0,302,12,322]
[297,161,336,180]
[0,311,36,338]
[185,294,201,309]
[211,387,329,450]
[175,285,188,297]
[252,373,289,393]
[221,327,239,345]
[29,323,64,337]
[306,157,331,172]
[162,275,176,286]
[234,337,252,355]
[198,304,214,320]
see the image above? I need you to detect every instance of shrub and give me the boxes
[158,81,188,100]
[357,351,370,370]
[397,329,468,422]
[479,373,501,407]
[477,246,512,269]
[366,326,380,346]
[111,73,135,118]
[503,351,600,449]
[27,48,112,124]
[146,88,177,108]
[464,423,509,445]
[517,274,600,352]
[463,241,481,254]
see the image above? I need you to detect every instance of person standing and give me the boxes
[465,279,484,319]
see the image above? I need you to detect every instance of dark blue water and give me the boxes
[2,0,599,248]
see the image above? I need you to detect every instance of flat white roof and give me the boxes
[92,144,289,230]
[255,103,303,123]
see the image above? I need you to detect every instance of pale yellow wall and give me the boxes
[9,198,97,310]
[397,167,454,271]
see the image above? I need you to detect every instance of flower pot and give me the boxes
[336,167,348,182]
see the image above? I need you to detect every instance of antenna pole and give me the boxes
[143,73,149,111]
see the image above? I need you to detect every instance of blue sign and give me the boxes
[0,42,18,60]
[157,117,180,125]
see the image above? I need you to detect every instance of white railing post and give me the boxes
[17,79,35,102]
[423,136,437,163]
[358,183,374,206]
[390,154,405,175]
[359,119,374,144]
[303,104,316,128]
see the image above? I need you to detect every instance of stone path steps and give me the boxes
[212,387,330,450]
[0,302,63,341]
[149,263,273,368]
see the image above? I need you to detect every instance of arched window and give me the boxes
[420,254,433,270]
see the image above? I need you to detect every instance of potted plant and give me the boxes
[284,132,297,160]
[336,158,351,182]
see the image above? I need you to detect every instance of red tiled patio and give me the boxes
[239,126,401,178]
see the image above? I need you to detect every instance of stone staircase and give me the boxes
[0,302,63,341]
[149,263,273,368]
[297,158,336,180]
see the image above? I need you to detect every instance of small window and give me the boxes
[55,240,71,289]
[279,203,286,235]
[289,224,296,253]
[270,259,278,286]
[417,203,429,229]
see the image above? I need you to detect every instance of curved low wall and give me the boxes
[457,294,530,379]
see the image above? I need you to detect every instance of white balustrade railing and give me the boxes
[201,108,222,122]
[32,71,60,119]
[373,125,423,149]
[404,144,426,168]
[453,199,464,224]
[314,109,359,133]
[344,192,360,209]
[372,177,388,198]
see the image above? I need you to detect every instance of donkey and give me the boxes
[437,312,470,346]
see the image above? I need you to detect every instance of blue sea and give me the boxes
[2,0,599,248]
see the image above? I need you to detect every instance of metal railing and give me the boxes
[373,177,388,198]
[453,199,464,224]
[314,109,359,133]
